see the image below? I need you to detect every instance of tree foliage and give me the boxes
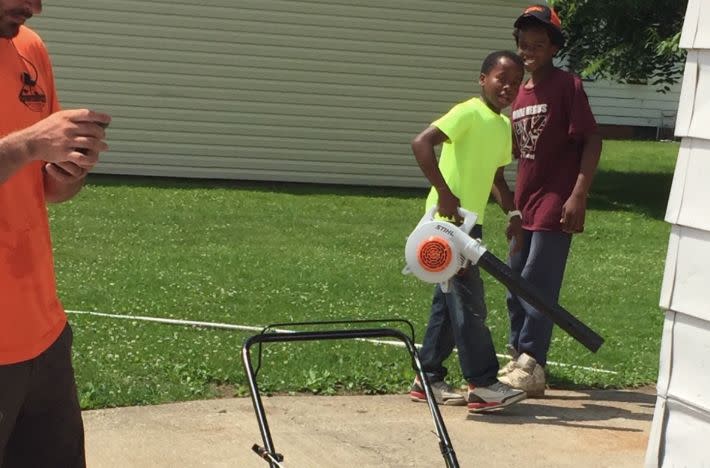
[551,0,688,92]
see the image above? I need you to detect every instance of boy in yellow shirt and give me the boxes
[409,51,528,413]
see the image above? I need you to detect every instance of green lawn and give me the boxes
[49,139,679,409]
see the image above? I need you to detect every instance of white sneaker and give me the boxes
[498,353,546,397]
[497,344,520,377]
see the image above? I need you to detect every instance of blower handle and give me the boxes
[420,206,478,234]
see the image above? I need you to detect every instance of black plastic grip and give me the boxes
[477,251,604,353]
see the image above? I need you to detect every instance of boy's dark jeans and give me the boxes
[506,229,572,366]
[418,225,500,387]
[0,323,86,468]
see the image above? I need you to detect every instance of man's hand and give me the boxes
[20,109,111,164]
[561,193,586,233]
[44,154,97,184]
[506,216,524,253]
[38,110,111,203]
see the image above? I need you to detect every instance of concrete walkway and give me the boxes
[83,388,655,467]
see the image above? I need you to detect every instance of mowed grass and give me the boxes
[49,139,679,409]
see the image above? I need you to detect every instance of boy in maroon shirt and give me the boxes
[499,4,603,396]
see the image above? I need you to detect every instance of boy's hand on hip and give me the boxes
[561,194,586,233]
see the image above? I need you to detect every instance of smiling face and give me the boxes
[479,56,524,113]
[516,24,559,74]
[0,0,41,38]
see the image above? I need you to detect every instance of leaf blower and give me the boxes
[403,207,604,353]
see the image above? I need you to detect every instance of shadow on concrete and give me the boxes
[466,389,655,432]
[551,389,656,406]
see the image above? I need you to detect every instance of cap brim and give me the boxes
[515,13,552,29]
[514,14,565,46]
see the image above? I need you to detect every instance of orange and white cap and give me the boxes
[514,4,564,46]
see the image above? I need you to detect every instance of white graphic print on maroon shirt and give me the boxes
[512,104,549,160]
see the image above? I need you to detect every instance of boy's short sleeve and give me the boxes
[568,76,597,138]
[432,102,475,142]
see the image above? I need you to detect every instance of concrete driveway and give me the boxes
[83,388,655,467]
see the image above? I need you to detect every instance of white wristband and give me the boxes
[507,210,522,220]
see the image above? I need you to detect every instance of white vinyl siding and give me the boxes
[647,1,710,465]
[585,80,681,128]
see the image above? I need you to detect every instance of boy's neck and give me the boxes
[479,95,501,114]
[527,62,556,87]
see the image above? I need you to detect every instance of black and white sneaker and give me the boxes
[467,381,527,413]
[409,377,466,406]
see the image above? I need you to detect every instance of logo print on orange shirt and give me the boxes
[18,74,47,112]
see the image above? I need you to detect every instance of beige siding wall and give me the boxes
[30,0,527,187]
[31,1,679,187]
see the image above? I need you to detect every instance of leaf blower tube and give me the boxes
[404,207,603,353]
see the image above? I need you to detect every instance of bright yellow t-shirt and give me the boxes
[425,97,512,224]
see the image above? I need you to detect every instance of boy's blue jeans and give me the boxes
[506,229,572,366]
[418,225,500,387]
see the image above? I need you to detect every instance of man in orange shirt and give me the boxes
[0,1,111,466]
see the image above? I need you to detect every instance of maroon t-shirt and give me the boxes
[511,68,597,231]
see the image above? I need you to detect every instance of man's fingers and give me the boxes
[65,109,112,127]
[45,162,82,183]
[67,150,100,169]
[55,161,84,176]
[91,113,112,128]
[70,122,108,141]
[72,136,108,154]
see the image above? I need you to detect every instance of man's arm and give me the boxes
[561,132,602,232]
[411,125,461,220]
[0,109,110,201]
[0,135,32,183]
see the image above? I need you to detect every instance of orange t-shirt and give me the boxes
[0,26,65,364]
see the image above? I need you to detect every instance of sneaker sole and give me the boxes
[409,390,466,406]
[467,392,527,413]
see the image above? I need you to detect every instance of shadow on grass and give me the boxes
[588,170,672,220]
[86,168,673,217]
[85,174,427,200]
[467,388,655,431]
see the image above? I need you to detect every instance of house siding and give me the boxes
[32,1,679,187]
